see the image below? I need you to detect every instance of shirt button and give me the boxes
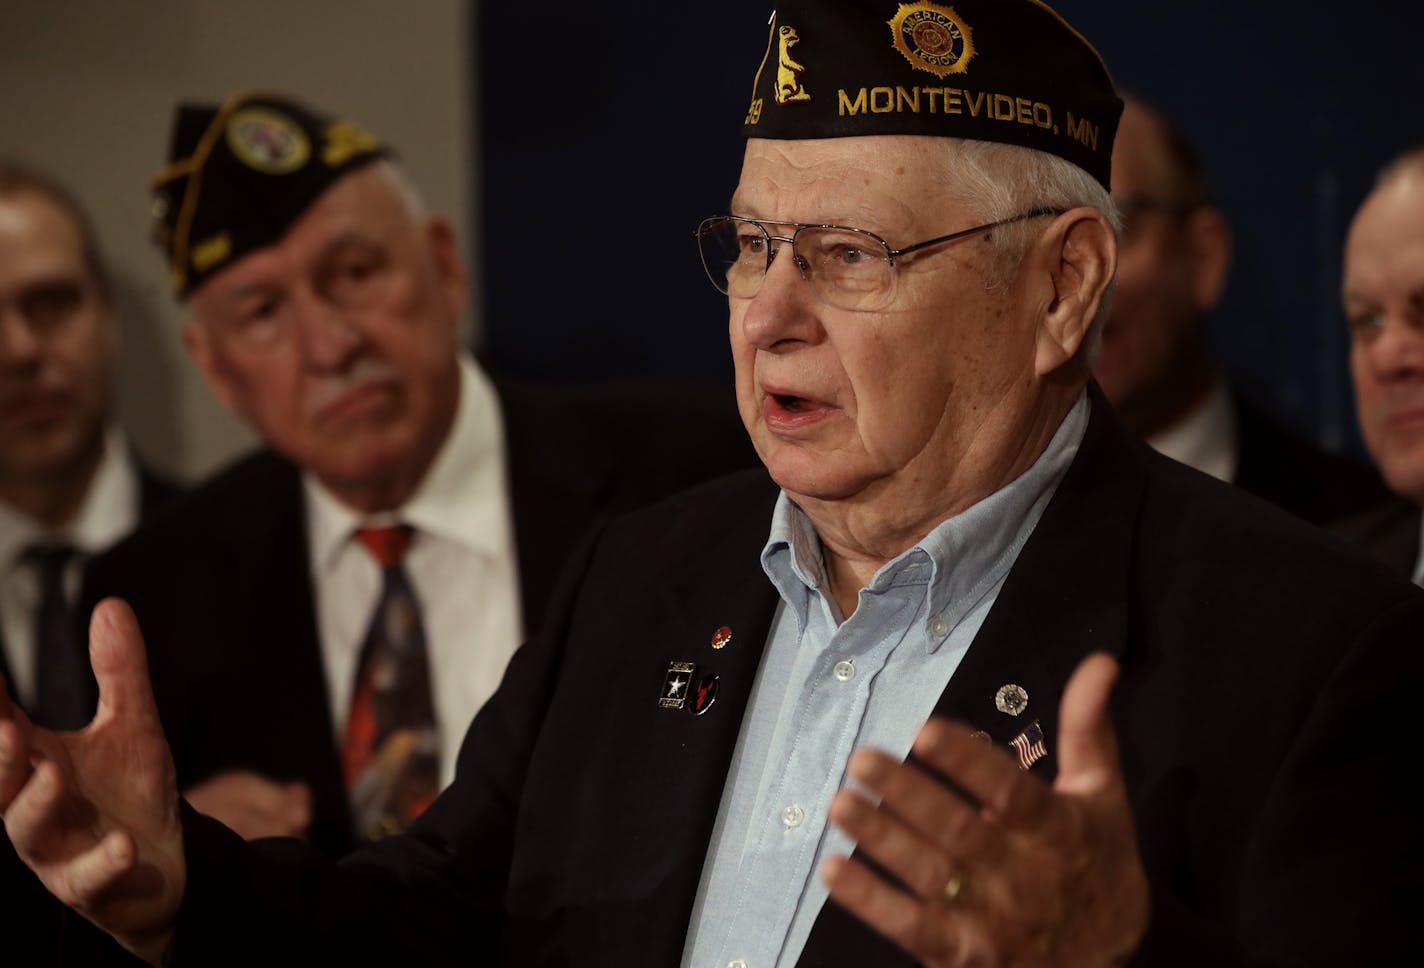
[729,960,748,968]
[832,659,855,681]
[929,617,949,638]
[781,804,805,828]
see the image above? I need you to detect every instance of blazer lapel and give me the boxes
[511,474,783,965]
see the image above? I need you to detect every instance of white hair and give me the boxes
[934,139,1120,362]
[372,159,429,219]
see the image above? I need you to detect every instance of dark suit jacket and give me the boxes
[1231,393,1388,526]
[1331,495,1420,580]
[3,461,182,968]
[78,379,758,858]
[168,394,1423,966]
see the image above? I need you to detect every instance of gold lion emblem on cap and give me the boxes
[889,1,975,78]
[226,106,311,174]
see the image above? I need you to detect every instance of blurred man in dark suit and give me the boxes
[1,161,180,967]
[1096,96,1385,524]
[1337,148,1424,577]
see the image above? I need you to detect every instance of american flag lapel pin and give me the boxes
[1009,719,1048,771]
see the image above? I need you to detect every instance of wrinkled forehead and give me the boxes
[733,135,964,229]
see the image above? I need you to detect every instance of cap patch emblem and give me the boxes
[888,1,975,78]
[323,120,381,167]
[775,24,812,105]
[190,232,232,273]
[226,106,311,175]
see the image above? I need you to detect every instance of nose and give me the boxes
[737,241,822,352]
[292,287,363,371]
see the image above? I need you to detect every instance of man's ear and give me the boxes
[423,215,469,322]
[1186,205,1232,312]
[1032,208,1117,376]
[181,318,238,413]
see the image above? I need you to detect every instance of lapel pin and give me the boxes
[659,660,696,710]
[692,673,719,715]
[994,683,1028,716]
[1009,719,1048,771]
[711,625,733,650]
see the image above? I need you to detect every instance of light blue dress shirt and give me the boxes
[681,393,1088,968]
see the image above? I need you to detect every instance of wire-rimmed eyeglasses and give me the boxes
[694,208,1064,312]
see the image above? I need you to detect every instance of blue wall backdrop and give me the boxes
[478,1,1424,456]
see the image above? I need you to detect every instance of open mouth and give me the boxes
[774,393,810,413]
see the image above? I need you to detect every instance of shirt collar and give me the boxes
[305,353,511,569]
[761,391,1089,651]
[0,426,140,568]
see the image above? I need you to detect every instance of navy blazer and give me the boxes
[167,392,1424,966]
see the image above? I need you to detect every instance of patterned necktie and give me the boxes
[24,543,93,730]
[340,525,441,841]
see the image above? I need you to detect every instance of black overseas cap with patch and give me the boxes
[150,91,391,298]
[741,0,1121,188]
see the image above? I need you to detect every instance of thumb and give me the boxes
[1054,652,1122,797]
[88,598,160,728]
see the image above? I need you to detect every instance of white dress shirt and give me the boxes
[0,427,141,705]
[1145,378,1238,484]
[304,355,522,786]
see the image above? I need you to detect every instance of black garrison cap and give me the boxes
[150,91,390,298]
[741,0,1122,188]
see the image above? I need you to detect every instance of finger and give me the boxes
[828,785,959,899]
[57,830,137,908]
[4,759,82,862]
[822,853,964,964]
[1055,653,1122,797]
[88,598,161,727]
[846,748,1006,867]
[0,716,36,808]
[912,719,1054,831]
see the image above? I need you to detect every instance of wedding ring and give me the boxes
[942,872,968,903]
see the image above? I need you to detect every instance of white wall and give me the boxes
[0,0,475,480]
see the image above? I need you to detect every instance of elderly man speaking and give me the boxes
[1,2,1418,966]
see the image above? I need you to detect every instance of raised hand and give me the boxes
[823,653,1148,967]
[0,598,186,966]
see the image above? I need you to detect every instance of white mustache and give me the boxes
[304,357,399,419]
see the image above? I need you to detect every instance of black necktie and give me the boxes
[24,543,93,730]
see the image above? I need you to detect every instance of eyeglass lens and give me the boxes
[697,218,894,311]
